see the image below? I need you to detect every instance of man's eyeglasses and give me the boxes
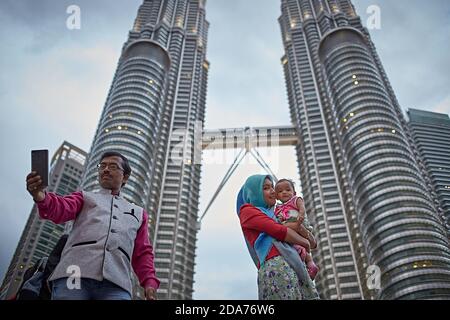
[97,163,124,172]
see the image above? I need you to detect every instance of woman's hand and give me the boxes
[284,228,311,252]
[284,219,302,234]
[284,221,312,240]
[283,217,317,250]
[307,230,317,250]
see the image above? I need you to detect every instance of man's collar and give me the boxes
[98,186,121,196]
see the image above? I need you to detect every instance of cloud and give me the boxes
[0,44,120,156]
[204,0,288,131]
[0,1,76,53]
[353,0,450,112]
[431,95,450,115]
[1,0,449,300]
[0,0,140,285]
[193,232,258,299]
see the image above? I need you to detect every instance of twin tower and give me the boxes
[80,0,450,299]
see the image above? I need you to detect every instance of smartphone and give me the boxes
[31,149,49,187]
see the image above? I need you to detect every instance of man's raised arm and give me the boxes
[27,171,83,224]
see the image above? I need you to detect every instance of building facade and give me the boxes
[79,0,209,299]
[279,0,450,299]
[0,142,87,299]
[408,108,450,237]
[5,0,450,301]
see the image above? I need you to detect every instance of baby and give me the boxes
[274,179,319,280]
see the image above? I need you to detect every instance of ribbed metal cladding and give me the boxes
[318,27,450,299]
[82,40,171,209]
[79,36,172,300]
[153,0,209,299]
[408,109,450,238]
[279,0,367,300]
[80,0,209,300]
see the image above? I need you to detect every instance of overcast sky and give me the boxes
[0,0,449,300]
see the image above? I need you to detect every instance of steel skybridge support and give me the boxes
[198,125,298,226]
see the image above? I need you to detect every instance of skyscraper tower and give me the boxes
[279,0,450,299]
[0,142,87,299]
[408,108,450,237]
[80,0,209,299]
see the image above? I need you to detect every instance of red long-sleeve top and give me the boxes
[36,191,159,290]
[239,204,288,269]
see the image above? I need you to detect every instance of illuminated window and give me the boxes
[133,22,141,32]
[392,129,396,134]
[350,112,354,117]
[105,129,109,133]
[118,126,122,130]
[354,81,359,85]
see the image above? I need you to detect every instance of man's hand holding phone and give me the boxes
[28,149,49,202]
[26,171,46,202]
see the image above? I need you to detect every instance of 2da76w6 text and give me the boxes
[218,304,275,316]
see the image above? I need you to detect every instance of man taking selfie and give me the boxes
[26,151,159,300]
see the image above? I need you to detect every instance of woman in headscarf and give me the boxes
[237,174,319,300]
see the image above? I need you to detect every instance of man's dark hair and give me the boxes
[275,179,296,192]
[100,151,132,177]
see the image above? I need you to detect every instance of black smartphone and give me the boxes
[31,149,49,187]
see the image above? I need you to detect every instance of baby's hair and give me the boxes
[275,179,296,192]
